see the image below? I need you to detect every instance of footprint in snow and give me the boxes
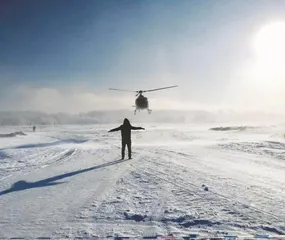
[202,184,209,191]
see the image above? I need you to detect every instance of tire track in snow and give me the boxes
[63,150,181,238]
[136,151,284,234]
[155,148,284,202]
[56,155,148,238]
[147,147,285,221]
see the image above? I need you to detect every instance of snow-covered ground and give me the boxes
[0,123,285,239]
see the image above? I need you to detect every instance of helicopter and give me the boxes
[109,85,178,115]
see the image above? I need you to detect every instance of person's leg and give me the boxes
[127,141,132,159]
[121,142,126,159]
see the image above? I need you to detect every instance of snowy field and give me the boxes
[0,123,285,239]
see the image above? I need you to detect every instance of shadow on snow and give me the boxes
[0,151,10,160]
[0,158,131,197]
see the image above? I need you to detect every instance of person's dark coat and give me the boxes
[108,118,144,159]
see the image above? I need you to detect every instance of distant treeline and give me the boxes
[0,110,283,126]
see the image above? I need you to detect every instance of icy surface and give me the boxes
[0,124,285,238]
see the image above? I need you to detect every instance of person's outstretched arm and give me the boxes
[108,126,122,132]
[131,126,145,130]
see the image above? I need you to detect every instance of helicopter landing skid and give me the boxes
[134,109,151,115]
[134,109,140,115]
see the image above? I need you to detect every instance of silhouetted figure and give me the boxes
[108,118,145,159]
[33,126,36,132]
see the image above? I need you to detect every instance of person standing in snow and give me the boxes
[108,118,145,159]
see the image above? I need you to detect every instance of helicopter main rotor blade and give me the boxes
[142,85,178,93]
[109,88,137,93]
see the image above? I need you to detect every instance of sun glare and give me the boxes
[253,22,285,78]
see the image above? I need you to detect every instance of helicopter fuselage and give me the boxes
[134,94,151,114]
[135,94,148,109]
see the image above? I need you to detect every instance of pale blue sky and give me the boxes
[1,0,285,112]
